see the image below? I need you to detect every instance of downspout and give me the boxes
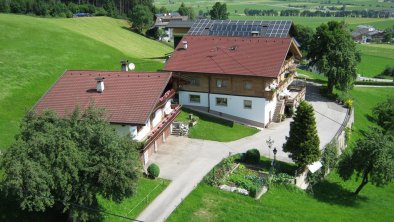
[208,75,211,112]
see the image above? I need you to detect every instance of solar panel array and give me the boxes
[187,19,292,38]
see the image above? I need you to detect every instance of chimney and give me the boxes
[95,77,105,93]
[182,41,188,50]
[120,60,129,72]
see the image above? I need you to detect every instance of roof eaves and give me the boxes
[276,39,293,77]
[32,70,68,112]
[143,72,173,125]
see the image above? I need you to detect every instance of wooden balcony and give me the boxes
[277,72,295,93]
[279,58,296,74]
[284,86,306,107]
[143,104,182,151]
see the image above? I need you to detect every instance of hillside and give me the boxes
[48,16,172,59]
[0,14,172,150]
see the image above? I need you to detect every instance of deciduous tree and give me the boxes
[294,24,314,52]
[308,21,361,94]
[283,101,320,167]
[178,2,195,20]
[130,4,153,33]
[209,2,229,20]
[373,96,394,133]
[1,106,140,221]
[338,129,394,195]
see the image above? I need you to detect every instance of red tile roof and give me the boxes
[164,36,295,78]
[35,71,172,125]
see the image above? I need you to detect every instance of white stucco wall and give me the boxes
[164,100,172,115]
[179,91,209,107]
[135,120,151,141]
[179,91,277,126]
[152,108,163,128]
[264,96,277,126]
[209,93,267,124]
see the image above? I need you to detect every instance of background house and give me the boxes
[351,25,384,43]
[154,12,188,41]
[166,20,195,47]
[34,69,180,165]
[164,19,304,127]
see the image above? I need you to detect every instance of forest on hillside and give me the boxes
[0,0,155,18]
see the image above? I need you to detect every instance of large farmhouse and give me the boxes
[164,19,305,127]
[34,70,181,164]
[34,19,305,164]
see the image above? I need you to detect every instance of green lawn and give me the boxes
[0,14,171,150]
[297,68,328,83]
[356,44,394,77]
[168,175,394,222]
[98,178,169,221]
[176,108,260,142]
[348,87,394,142]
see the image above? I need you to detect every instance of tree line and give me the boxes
[244,8,393,18]
[0,0,155,18]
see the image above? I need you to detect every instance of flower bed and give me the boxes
[224,164,267,197]
[204,154,296,198]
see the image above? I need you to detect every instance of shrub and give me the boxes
[249,186,257,197]
[285,106,295,118]
[244,149,260,164]
[271,173,294,184]
[345,99,353,109]
[147,163,160,179]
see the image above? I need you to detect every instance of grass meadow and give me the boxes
[155,0,394,13]
[0,14,172,150]
[356,44,394,77]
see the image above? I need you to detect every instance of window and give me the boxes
[190,79,199,86]
[189,94,201,103]
[244,82,252,90]
[216,79,228,88]
[216,97,228,106]
[244,100,252,109]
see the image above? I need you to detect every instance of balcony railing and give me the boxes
[279,58,295,74]
[277,72,295,93]
[143,104,182,151]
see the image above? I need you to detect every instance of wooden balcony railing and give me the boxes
[143,105,182,151]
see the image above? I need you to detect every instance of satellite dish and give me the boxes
[128,63,135,71]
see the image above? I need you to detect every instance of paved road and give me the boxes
[136,82,348,222]
[357,76,393,82]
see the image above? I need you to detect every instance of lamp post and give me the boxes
[266,137,274,159]
[273,148,278,172]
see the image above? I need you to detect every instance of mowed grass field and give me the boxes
[229,15,394,29]
[356,44,394,77]
[168,87,394,221]
[155,0,394,13]
[0,14,172,150]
